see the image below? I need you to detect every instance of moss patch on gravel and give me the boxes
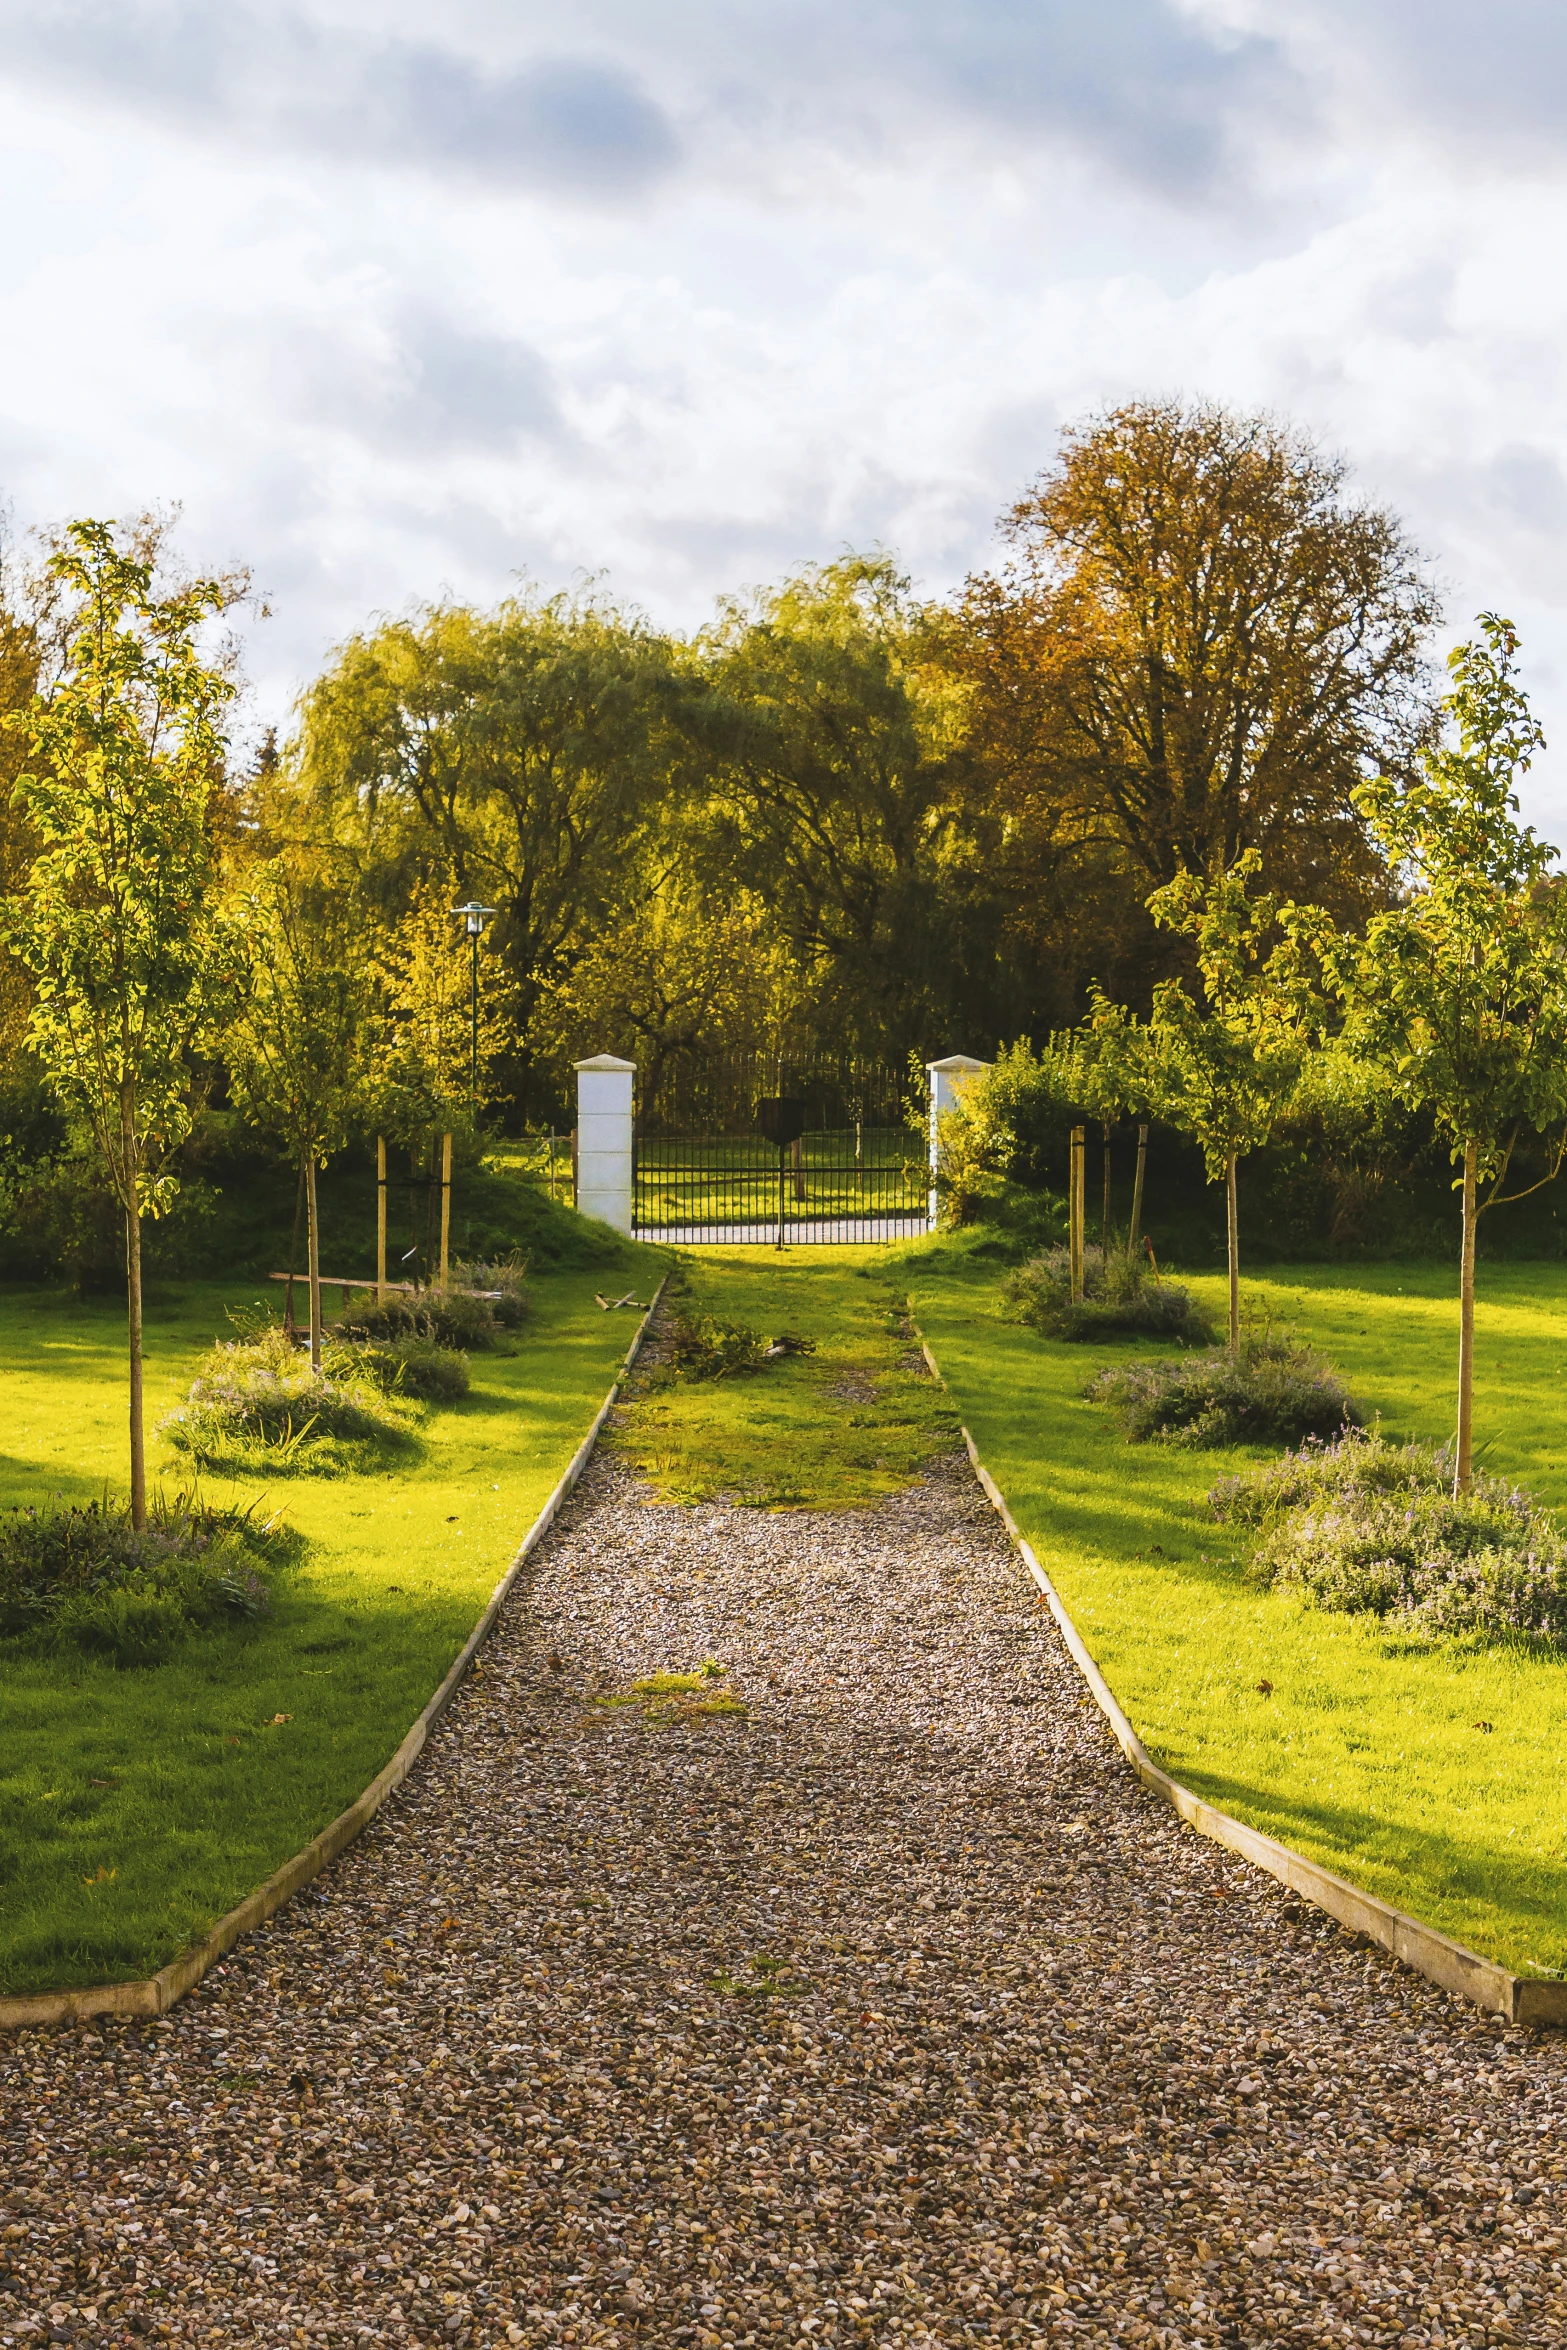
[904,1247,1567,1983]
[0,1251,662,1996]
[609,1249,959,1507]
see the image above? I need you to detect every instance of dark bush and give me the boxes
[1209,1429,1567,1645]
[1002,1243,1213,1344]
[450,1254,530,1328]
[1086,1333,1364,1448]
[336,1289,500,1351]
[0,1491,295,1664]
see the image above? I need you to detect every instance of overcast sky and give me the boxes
[4,1,1567,820]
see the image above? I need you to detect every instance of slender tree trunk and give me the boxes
[1456,1136,1478,1498]
[439,1132,453,1285]
[126,1196,146,1533]
[1069,1125,1085,1302]
[1129,1123,1148,1256]
[1101,1123,1112,1244]
[284,1157,306,1336]
[306,1151,323,1375]
[1226,1152,1240,1353]
[376,1135,387,1304]
[791,1134,806,1202]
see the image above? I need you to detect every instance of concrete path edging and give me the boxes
[0,1280,667,2034]
[914,1328,1567,2029]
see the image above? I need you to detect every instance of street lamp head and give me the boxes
[452,900,497,939]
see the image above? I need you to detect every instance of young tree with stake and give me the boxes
[4,521,236,1529]
[1143,853,1314,1350]
[1327,616,1567,1495]
[228,862,378,1370]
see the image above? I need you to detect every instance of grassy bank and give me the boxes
[0,1250,662,1997]
[904,1245,1567,1981]
[610,1249,958,1507]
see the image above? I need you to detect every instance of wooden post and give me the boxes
[1129,1122,1148,1256]
[439,1132,452,1286]
[1070,1125,1086,1303]
[305,1152,323,1376]
[1101,1120,1112,1244]
[1456,1136,1478,1497]
[376,1135,387,1304]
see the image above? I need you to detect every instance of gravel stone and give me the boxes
[4,1436,1566,2350]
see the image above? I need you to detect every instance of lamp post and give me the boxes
[451,902,497,1101]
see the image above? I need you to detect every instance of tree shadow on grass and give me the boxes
[1169,1759,1567,1972]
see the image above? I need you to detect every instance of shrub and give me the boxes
[669,1312,771,1380]
[1002,1244,1214,1344]
[1086,1333,1364,1448]
[450,1254,530,1328]
[0,1491,295,1665]
[161,1327,420,1474]
[1209,1429,1567,1646]
[330,1333,471,1403]
[336,1289,500,1350]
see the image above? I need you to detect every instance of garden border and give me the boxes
[914,1329,1567,2029]
[0,1279,667,2033]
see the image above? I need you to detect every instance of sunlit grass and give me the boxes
[0,1253,662,1995]
[608,1247,959,1507]
[904,1247,1567,1980]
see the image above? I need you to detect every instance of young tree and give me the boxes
[1328,617,1567,1494]
[1142,852,1313,1349]
[227,862,379,1370]
[4,520,237,1527]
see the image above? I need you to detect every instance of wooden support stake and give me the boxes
[1069,1125,1085,1303]
[439,1132,452,1287]
[376,1135,387,1304]
[1129,1122,1148,1255]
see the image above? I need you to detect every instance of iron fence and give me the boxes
[632,1056,929,1244]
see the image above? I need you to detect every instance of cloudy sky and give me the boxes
[3,1,1567,818]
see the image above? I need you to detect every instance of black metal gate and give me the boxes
[633,1056,930,1244]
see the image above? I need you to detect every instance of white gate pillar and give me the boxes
[574,1055,636,1235]
[926,1054,989,1227]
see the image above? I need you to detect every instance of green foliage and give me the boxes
[334,1333,471,1403]
[1001,1244,1212,1343]
[668,1310,771,1380]
[1085,1332,1364,1448]
[1142,851,1314,1180]
[930,1037,1084,1226]
[226,861,379,1168]
[0,1491,293,1665]
[2,521,237,1209]
[1335,616,1567,1183]
[161,1326,421,1474]
[1211,1431,1567,1646]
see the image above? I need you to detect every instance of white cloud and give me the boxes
[1,4,1567,825]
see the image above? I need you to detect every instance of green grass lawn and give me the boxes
[610,1249,959,1506]
[903,1244,1567,1981]
[0,1250,664,1997]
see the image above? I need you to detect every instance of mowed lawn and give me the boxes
[905,1251,1567,1982]
[1,1255,663,1997]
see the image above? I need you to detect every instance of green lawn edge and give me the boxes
[0,1248,665,1997]
[902,1248,1567,1984]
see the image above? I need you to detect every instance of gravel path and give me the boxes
[4,1437,1566,2350]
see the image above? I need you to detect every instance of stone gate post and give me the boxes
[926,1054,989,1228]
[574,1055,636,1236]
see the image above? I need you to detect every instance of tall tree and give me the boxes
[955,399,1440,939]
[689,556,970,1058]
[286,592,673,1114]
[4,520,237,1526]
[1326,617,1567,1494]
